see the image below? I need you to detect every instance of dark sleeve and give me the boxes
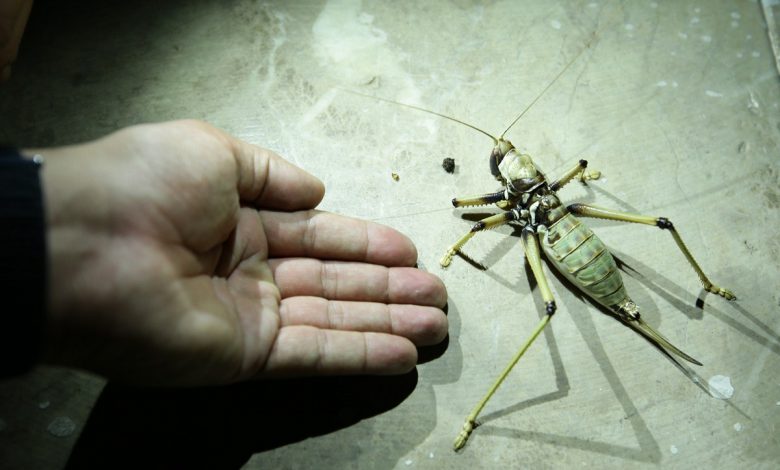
[0,147,47,377]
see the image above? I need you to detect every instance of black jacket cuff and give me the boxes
[0,147,47,377]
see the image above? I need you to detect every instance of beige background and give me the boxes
[1,0,779,468]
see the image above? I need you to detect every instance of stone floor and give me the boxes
[1,0,779,468]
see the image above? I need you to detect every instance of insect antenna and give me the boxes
[341,88,499,144]
[500,30,601,139]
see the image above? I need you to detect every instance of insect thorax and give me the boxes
[499,150,544,185]
[538,194,567,226]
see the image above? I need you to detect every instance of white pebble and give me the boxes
[731,12,741,20]
[551,19,562,30]
[748,92,760,114]
[47,417,76,438]
[734,423,742,432]
[670,445,679,455]
[38,400,50,409]
[657,80,668,87]
[701,35,712,43]
[404,459,413,466]
[705,90,723,98]
[708,375,734,399]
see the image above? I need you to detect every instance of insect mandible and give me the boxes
[348,24,737,452]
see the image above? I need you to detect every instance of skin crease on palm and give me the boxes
[33,120,449,386]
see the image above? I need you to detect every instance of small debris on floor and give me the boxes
[442,157,455,173]
[391,172,400,181]
[708,374,734,399]
[47,417,76,437]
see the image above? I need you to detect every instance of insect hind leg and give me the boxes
[566,203,736,300]
[453,227,556,450]
[550,159,601,192]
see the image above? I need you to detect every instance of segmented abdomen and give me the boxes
[540,213,628,308]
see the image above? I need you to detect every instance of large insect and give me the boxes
[350,26,736,452]
[437,113,737,450]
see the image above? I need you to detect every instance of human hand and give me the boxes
[36,120,448,386]
[0,0,33,81]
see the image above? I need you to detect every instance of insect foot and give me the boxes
[440,250,456,267]
[578,169,601,182]
[707,284,737,301]
[496,199,512,210]
[453,420,475,451]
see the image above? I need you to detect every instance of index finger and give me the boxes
[260,210,419,267]
[216,126,325,211]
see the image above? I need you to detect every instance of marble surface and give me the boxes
[1,0,779,468]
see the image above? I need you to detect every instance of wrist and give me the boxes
[35,144,112,366]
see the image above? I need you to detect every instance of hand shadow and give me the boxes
[66,372,419,469]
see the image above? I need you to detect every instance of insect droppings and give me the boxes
[442,157,455,173]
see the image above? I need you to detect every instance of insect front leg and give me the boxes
[440,205,515,268]
[550,159,600,192]
[567,203,736,300]
[451,189,507,208]
[454,227,556,451]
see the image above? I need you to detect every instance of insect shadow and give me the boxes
[611,249,780,360]
[583,181,780,358]
[461,246,750,462]
[477,285,663,463]
[444,190,754,458]
[454,248,661,462]
[444,212,660,460]
[455,201,767,390]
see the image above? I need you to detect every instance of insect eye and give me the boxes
[489,147,504,178]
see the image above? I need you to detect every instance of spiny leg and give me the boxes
[550,159,599,191]
[454,228,556,451]
[567,203,736,300]
[440,210,517,267]
[520,227,558,316]
[452,189,507,208]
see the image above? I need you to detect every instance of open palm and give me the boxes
[40,120,447,386]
